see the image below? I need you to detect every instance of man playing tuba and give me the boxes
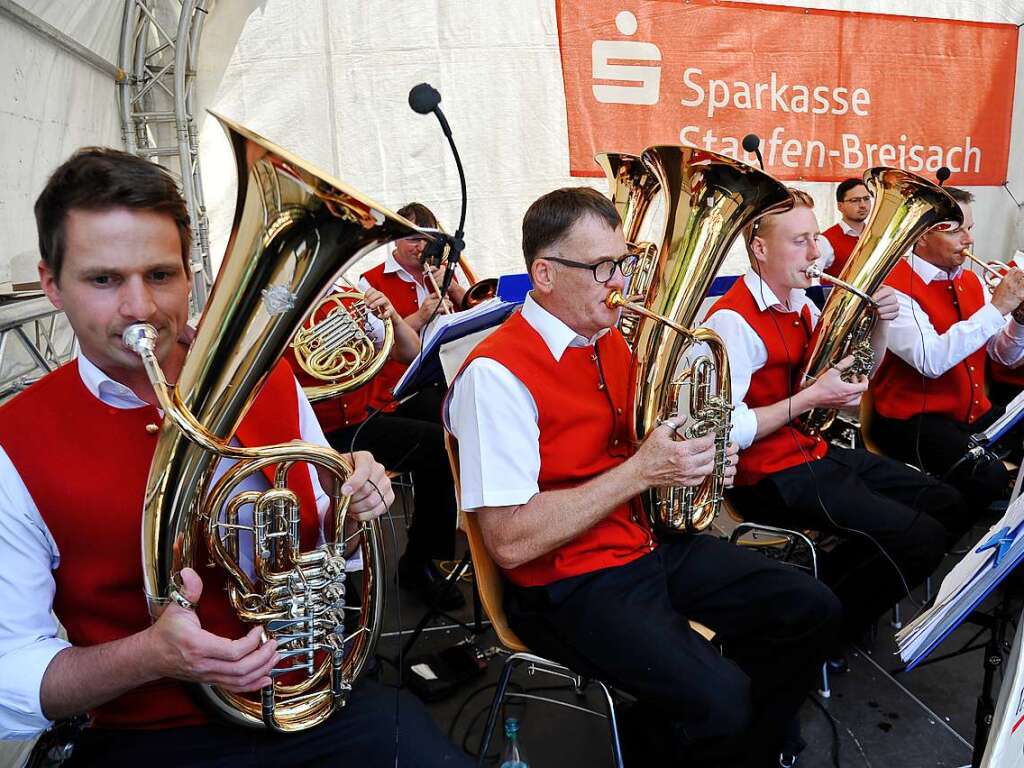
[703,188,964,652]
[445,186,842,767]
[0,148,470,767]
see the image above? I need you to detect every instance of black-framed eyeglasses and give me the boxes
[542,253,639,283]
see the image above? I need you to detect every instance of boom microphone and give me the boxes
[407,82,467,306]
[742,133,765,170]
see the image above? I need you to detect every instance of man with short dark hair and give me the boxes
[817,177,872,278]
[446,185,842,767]
[0,147,470,767]
[869,187,1024,514]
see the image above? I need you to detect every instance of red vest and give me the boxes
[285,296,379,433]
[0,358,318,730]
[454,311,654,587]
[706,279,828,485]
[872,260,990,423]
[823,223,859,278]
[361,263,422,413]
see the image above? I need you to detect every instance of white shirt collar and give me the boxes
[383,251,418,284]
[907,253,962,284]
[742,269,807,313]
[838,219,861,237]
[77,353,150,409]
[520,292,607,362]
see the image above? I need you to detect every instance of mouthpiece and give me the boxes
[805,265,876,306]
[123,323,158,355]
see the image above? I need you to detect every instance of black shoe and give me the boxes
[398,555,466,611]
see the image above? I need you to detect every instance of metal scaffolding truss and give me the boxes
[118,0,212,312]
[0,298,77,398]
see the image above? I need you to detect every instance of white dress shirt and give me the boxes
[445,293,606,511]
[816,219,861,273]
[701,271,821,450]
[0,355,333,739]
[886,255,1024,378]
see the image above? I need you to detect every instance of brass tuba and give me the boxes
[610,145,792,532]
[595,152,660,346]
[291,286,395,402]
[124,113,431,731]
[798,168,963,435]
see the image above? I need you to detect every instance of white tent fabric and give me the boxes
[0,0,122,286]
[194,0,1024,284]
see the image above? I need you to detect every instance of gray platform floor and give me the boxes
[376,494,1014,768]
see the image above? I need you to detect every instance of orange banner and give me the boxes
[556,1,1018,185]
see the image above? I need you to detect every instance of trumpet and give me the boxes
[962,249,1011,291]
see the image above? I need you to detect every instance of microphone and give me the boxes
[408,82,467,303]
[742,133,765,170]
[408,81,452,138]
[936,166,951,186]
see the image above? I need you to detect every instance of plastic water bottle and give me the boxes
[499,717,528,768]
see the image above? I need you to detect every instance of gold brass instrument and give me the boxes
[798,167,963,435]
[421,229,496,310]
[290,287,395,402]
[618,144,792,532]
[124,113,431,732]
[963,249,1012,291]
[595,152,660,346]
[458,257,498,309]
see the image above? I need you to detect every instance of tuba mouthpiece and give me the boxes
[122,323,158,354]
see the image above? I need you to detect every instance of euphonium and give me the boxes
[595,152,660,346]
[798,168,963,435]
[124,113,431,732]
[616,144,792,532]
[291,287,395,402]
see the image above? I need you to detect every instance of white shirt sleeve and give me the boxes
[354,276,386,346]
[446,359,541,510]
[816,234,835,273]
[887,288,1009,378]
[700,309,767,449]
[987,318,1024,368]
[0,447,69,739]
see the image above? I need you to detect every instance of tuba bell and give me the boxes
[798,168,963,435]
[124,113,432,731]
[610,145,792,532]
[595,152,660,346]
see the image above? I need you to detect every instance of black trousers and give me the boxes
[328,385,457,562]
[728,446,959,638]
[64,680,471,767]
[505,535,842,767]
[870,406,1011,517]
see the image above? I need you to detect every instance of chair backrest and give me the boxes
[443,433,529,653]
[858,387,885,455]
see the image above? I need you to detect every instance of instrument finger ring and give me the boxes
[170,589,195,611]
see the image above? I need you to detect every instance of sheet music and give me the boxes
[896,494,1024,668]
